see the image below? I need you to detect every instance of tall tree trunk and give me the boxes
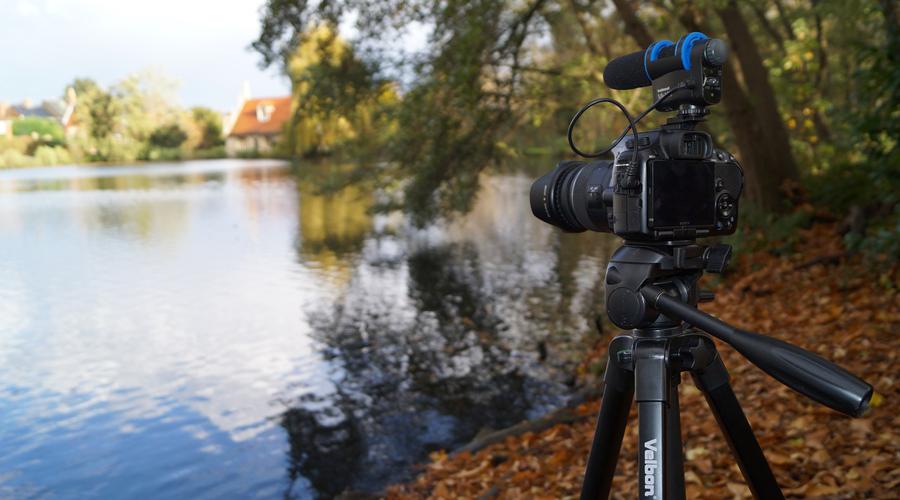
[717,0,799,211]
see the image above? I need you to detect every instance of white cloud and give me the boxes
[14,0,42,17]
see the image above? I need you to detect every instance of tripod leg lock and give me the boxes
[604,335,636,392]
[670,334,730,391]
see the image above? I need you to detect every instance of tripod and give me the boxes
[580,242,873,499]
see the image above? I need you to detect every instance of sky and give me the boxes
[0,0,292,111]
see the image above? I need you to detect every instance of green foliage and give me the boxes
[191,107,224,149]
[806,157,900,262]
[143,147,184,162]
[843,207,900,261]
[839,0,900,162]
[256,0,554,223]
[192,145,227,159]
[71,78,117,143]
[148,123,187,149]
[284,25,397,159]
[0,145,72,168]
[387,0,515,223]
[12,117,65,145]
[49,71,229,164]
[724,205,814,260]
[806,160,899,214]
[32,145,73,166]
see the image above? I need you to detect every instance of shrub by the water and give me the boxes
[0,146,72,168]
[148,124,188,149]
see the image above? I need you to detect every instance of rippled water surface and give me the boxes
[0,159,617,498]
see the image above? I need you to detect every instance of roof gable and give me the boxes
[228,97,292,137]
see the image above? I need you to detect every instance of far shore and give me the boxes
[0,156,292,172]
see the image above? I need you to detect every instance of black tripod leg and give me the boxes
[634,338,682,500]
[692,351,784,499]
[665,373,685,500]
[581,336,634,500]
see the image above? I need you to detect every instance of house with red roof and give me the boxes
[224,93,292,157]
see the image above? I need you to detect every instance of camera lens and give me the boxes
[529,160,613,233]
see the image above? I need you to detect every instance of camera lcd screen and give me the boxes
[650,160,715,227]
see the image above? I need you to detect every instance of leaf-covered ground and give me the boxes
[386,224,899,499]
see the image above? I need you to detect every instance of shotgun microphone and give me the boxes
[603,35,728,90]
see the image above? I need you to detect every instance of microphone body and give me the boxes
[603,35,728,90]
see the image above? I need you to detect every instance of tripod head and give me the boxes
[604,241,873,417]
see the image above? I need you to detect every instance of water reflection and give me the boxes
[286,171,618,495]
[0,159,616,499]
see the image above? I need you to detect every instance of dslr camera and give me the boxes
[530,32,742,242]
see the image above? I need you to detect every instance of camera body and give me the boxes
[531,127,742,242]
[530,32,742,243]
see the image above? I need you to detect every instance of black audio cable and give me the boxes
[566,86,682,192]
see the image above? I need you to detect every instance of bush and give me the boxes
[143,147,184,162]
[806,161,899,213]
[0,145,73,168]
[724,205,814,262]
[0,149,33,168]
[192,146,226,159]
[148,123,188,149]
[33,145,72,166]
[807,159,899,262]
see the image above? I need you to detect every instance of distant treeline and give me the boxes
[0,69,225,168]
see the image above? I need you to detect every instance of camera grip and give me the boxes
[643,286,873,417]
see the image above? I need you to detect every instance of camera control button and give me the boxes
[716,193,735,219]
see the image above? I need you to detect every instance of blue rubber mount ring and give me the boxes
[680,32,708,71]
[643,40,674,81]
[649,40,674,62]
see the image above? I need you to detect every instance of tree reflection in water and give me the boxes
[284,170,616,497]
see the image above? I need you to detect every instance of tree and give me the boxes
[285,25,382,157]
[66,70,183,162]
[70,78,116,141]
[255,0,552,223]
[191,107,224,149]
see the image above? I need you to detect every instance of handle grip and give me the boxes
[643,286,873,417]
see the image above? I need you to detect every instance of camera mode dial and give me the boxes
[715,192,736,230]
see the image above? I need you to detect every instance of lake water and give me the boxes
[0,159,617,498]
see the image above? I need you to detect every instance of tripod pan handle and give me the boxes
[642,286,873,417]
